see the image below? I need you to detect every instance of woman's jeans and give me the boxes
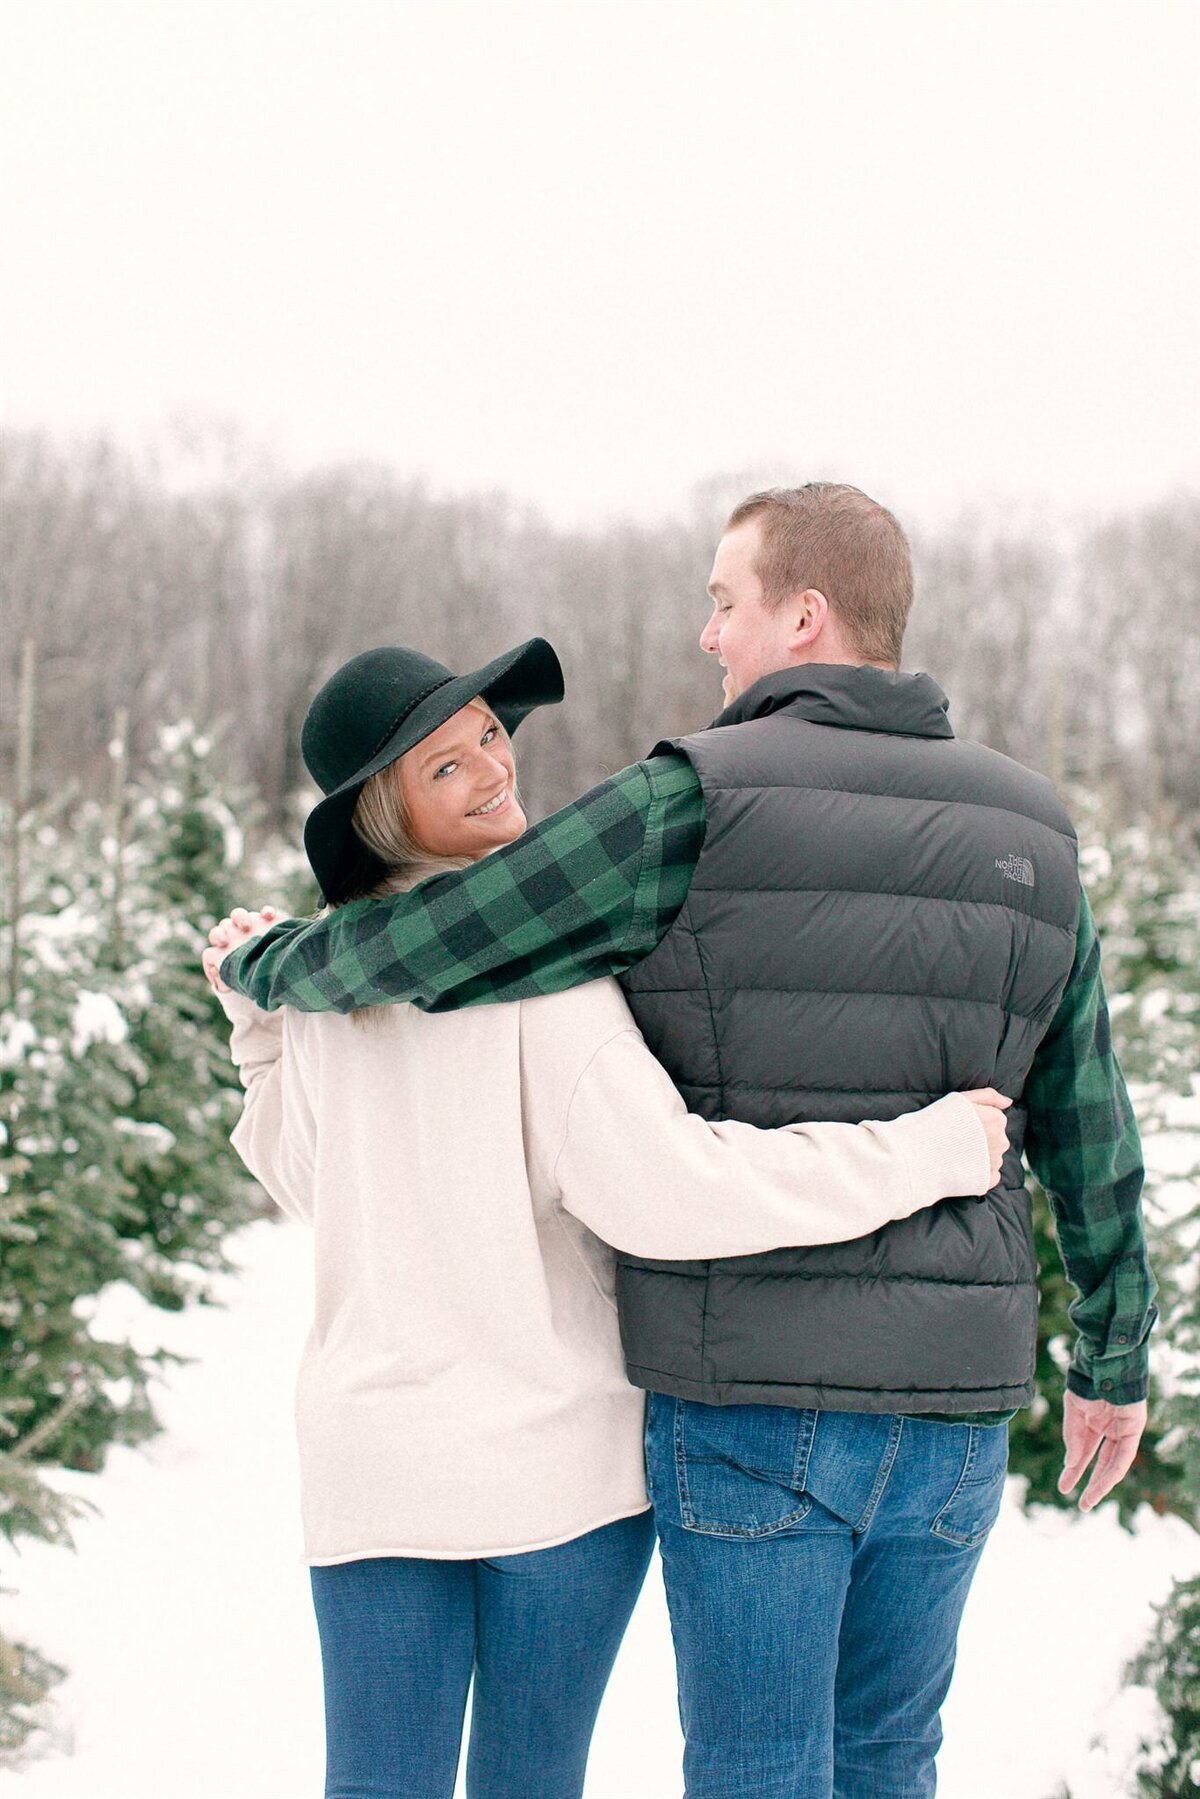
[645,1396,1009,1799]
[308,1509,655,1799]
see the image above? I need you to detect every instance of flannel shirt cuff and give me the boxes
[1066,1313,1155,1405]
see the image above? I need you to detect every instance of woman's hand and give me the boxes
[962,1088,1012,1188]
[201,905,287,994]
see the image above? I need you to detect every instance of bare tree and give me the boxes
[3,430,1195,840]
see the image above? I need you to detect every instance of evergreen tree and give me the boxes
[1046,802,1200,1790]
[1079,805,1200,1520]
[1007,801,1200,1525]
[1127,1574,1200,1798]
[0,721,276,1763]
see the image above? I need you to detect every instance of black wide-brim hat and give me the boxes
[301,637,564,903]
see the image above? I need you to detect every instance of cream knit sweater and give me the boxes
[219,977,991,1564]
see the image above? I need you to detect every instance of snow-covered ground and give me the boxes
[3,1218,1197,1799]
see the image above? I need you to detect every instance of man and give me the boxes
[223,484,1153,1797]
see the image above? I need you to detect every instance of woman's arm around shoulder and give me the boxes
[549,1027,1004,1260]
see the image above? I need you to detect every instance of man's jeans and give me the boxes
[645,1396,1009,1799]
[308,1510,655,1799]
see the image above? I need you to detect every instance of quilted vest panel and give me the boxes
[617,665,1079,1413]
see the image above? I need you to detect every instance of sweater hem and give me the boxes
[303,1499,653,1566]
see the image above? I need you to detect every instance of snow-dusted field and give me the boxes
[2,1218,1196,1799]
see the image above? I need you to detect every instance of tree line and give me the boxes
[2,430,1198,839]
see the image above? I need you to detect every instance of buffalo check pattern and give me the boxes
[223,752,1155,1408]
[1025,904,1156,1405]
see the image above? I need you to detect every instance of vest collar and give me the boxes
[712,663,954,740]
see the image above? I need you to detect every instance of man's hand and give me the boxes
[1058,1390,1148,1512]
[201,905,286,994]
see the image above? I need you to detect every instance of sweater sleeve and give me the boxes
[553,1030,994,1260]
[218,991,317,1226]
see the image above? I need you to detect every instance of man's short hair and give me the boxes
[725,483,913,667]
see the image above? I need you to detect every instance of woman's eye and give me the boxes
[480,726,498,746]
[433,760,458,780]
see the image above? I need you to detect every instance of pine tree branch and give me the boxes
[10,1385,89,1461]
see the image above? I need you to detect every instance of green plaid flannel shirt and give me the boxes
[224,754,1155,1408]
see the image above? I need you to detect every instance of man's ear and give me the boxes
[787,588,829,651]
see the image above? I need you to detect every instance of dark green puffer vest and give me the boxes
[616,664,1080,1414]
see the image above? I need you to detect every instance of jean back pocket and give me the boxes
[930,1422,1009,1548]
[670,1400,819,1540]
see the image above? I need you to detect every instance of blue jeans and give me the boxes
[645,1397,1009,1799]
[308,1509,655,1799]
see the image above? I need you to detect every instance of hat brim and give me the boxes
[304,636,564,904]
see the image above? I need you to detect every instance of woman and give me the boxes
[202,637,1009,1799]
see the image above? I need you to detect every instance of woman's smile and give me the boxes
[467,787,510,818]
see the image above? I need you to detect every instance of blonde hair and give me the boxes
[726,483,913,668]
[335,702,516,1027]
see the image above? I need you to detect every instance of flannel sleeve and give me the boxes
[1022,886,1157,1405]
[220,755,706,1013]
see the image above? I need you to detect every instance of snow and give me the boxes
[2,1218,1197,1799]
[111,1118,177,1157]
[156,723,195,757]
[68,993,127,1060]
[0,1018,38,1069]
[220,817,245,870]
[18,907,104,975]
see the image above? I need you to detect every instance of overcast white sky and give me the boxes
[2,0,1197,527]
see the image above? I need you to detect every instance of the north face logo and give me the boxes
[995,855,1035,887]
